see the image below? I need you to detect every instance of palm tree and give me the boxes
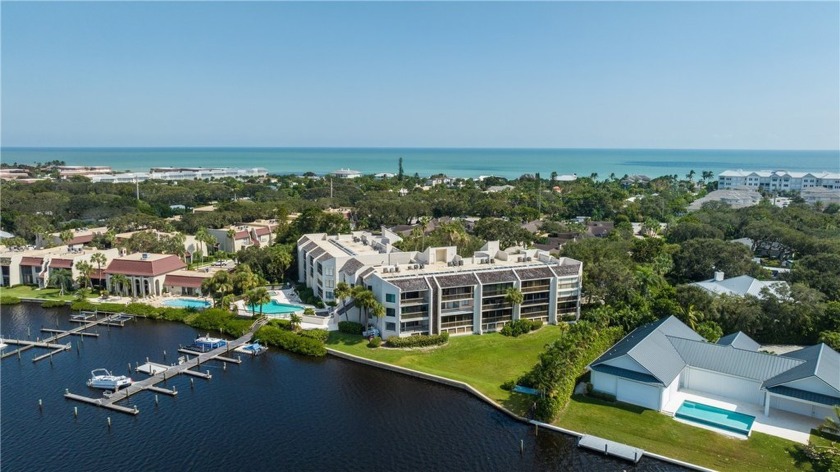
[701,170,714,184]
[289,313,302,332]
[686,169,696,182]
[245,287,271,318]
[110,273,130,296]
[505,287,524,320]
[75,260,93,289]
[90,252,107,272]
[226,228,237,252]
[59,230,74,246]
[818,405,840,438]
[48,269,74,296]
[352,285,377,326]
[195,227,214,262]
[678,304,701,331]
[334,281,352,320]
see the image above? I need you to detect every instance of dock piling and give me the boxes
[128,363,132,373]
[520,440,524,454]
[190,378,194,389]
[39,399,42,411]
[163,349,166,360]
[74,406,78,417]
[223,362,226,371]
[155,395,159,406]
[107,417,111,428]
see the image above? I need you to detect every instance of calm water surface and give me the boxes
[1,304,683,471]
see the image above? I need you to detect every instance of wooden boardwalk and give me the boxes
[1,313,129,361]
[578,435,644,463]
[64,318,267,416]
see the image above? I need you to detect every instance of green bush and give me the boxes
[187,308,252,337]
[299,329,329,342]
[386,333,449,348]
[500,319,543,337]
[124,302,162,318]
[501,380,515,391]
[268,318,292,330]
[41,300,67,308]
[70,300,95,311]
[517,321,624,422]
[255,325,326,357]
[0,296,21,305]
[367,336,382,348]
[338,321,364,335]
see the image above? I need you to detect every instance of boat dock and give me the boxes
[64,319,266,416]
[178,348,242,364]
[1,313,125,362]
[578,435,644,463]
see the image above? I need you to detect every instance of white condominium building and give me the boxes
[718,170,840,191]
[89,167,268,183]
[297,233,583,338]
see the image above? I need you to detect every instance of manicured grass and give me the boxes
[327,326,818,472]
[0,285,76,301]
[557,395,813,472]
[326,326,563,403]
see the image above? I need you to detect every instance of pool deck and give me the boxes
[663,389,821,444]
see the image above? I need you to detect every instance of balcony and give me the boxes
[441,319,473,329]
[441,292,473,302]
[400,310,429,320]
[441,304,474,315]
[482,301,511,310]
[400,295,427,305]
[521,283,550,293]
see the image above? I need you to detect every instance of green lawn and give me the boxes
[0,285,76,301]
[558,395,814,472]
[326,327,820,472]
[326,326,562,403]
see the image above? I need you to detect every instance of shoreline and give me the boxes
[326,347,714,472]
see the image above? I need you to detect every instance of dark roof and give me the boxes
[164,274,205,288]
[359,267,376,281]
[301,241,318,252]
[766,386,840,407]
[309,247,326,259]
[49,259,73,269]
[476,270,517,284]
[340,258,365,276]
[389,278,430,292]
[763,344,840,393]
[590,364,661,385]
[515,267,555,280]
[590,316,703,386]
[717,332,760,351]
[105,255,186,277]
[669,336,802,382]
[20,256,43,266]
[551,263,582,277]
[435,273,479,288]
[68,234,94,245]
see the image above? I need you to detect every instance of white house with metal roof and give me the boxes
[589,316,839,424]
[690,271,788,299]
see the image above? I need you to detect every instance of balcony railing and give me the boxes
[482,301,511,310]
[522,284,550,293]
[441,319,473,329]
[441,292,473,302]
[400,310,429,320]
[400,296,426,305]
[441,305,473,315]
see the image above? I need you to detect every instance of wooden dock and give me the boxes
[64,318,267,415]
[2,313,127,361]
[178,348,242,364]
[578,435,644,463]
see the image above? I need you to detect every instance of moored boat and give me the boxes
[191,334,227,352]
[87,369,132,390]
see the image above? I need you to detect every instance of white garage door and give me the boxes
[772,396,837,420]
[685,368,763,405]
[616,379,660,410]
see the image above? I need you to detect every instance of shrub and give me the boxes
[367,336,382,348]
[70,300,95,311]
[299,329,329,342]
[269,319,293,330]
[0,296,21,305]
[386,333,449,348]
[338,321,364,335]
[124,302,162,319]
[255,325,326,357]
[500,319,543,337]
[41,300,67,308]
[187,308,252,337]
[501,380,515,391]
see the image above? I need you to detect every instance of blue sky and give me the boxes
[2,2,838,149]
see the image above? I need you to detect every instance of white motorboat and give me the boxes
[87,369,132,390]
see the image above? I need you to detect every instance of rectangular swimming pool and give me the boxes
[675,401,755,436]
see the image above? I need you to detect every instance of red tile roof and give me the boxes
[49,259,73,269]
[68,235,94,245]
[255,227,272,236]
[164,274,205,288]
[105,255,186,277]
[20,257,43,266]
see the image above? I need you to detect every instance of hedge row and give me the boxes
[500,319,543,337]
[255,325,326,357]
[187,308,252,337]
[0,296,21,305]
[338,321,364,335]
[299,329,329,342]
[41,300,67,308]
[517,321,624,422]
[386,333,449,348]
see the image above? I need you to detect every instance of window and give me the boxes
[325,291,334,300]
[386,308,396,317]
[325,267,334,276]
[386,322,396,331]
[385,293,396,303]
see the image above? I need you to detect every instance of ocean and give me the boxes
[2,147,838,180]
[0,304,684,471]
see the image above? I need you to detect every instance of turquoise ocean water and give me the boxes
[2,147,838,179]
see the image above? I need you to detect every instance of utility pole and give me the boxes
[135,178,140,201]
[330,178,333,200]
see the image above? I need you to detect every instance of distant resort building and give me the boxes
[207,220,279,253]
[56,166,113,179]
[331,168,362,179]
[589,316,840,427]
[88,167,268,183]
[801,187,840,206]
[690,271,788,299]
[37,226,109,249]
[297,231,583,338]
[718,170,840,191]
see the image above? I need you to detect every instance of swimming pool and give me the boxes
[163,299,211,309]
[675,401,755,436]
[254,300,304,315]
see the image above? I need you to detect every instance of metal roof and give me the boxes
[301,241,318,252]
[590,364,661,385]
[766,386,840,407]
[668,336,803,382]
[763,344,840,393]
[435,273,479,288]
[716,332,760,351]
[590,316,701,386]
[690,275,788,298]
[551,263,581,277]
